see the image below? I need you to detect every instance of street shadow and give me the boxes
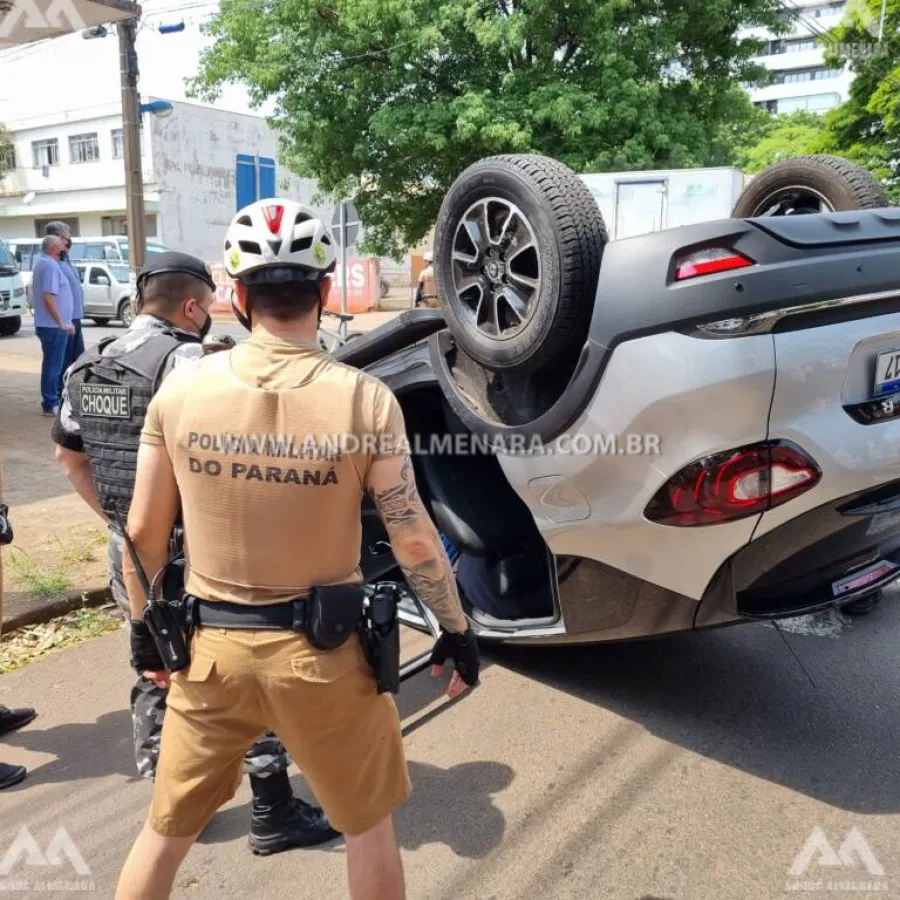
[2,708,136,783]
[198,759,512,861]
[486,594,900,814]
[197,655,508,858]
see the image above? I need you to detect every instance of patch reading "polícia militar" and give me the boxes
[80,384,131,418]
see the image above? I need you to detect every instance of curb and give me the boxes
[1,586,114,637]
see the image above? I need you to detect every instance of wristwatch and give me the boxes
[0,503,13,546]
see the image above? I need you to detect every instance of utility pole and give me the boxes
[118,16,146,275]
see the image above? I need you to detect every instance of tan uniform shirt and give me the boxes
[418,265,438,307]
[141,327,407,605]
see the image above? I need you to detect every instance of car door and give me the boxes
[83,265,112,316]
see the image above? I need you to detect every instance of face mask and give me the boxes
[189,305,212,340]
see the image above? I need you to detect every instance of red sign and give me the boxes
[208,258,378,315]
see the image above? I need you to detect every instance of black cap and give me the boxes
[137,251,217,292]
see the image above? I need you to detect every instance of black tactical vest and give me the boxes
[66,327,200,524]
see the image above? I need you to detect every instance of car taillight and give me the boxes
[644,440,821,527]
[673,247,754,281]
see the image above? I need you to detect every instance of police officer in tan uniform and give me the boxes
[114,200,480,900]
[415,250,439,308]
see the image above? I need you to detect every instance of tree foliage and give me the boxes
[189,0,784,255]
[0,126,13,180]
[817,0,900,200]
[731,110,829,172]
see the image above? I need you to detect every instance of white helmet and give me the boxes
[423,251,434,263]
[224,199,336,329]
[224,199,336,280]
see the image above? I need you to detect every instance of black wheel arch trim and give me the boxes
[430,209,900,443]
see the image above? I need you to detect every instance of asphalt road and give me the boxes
[2,594,900,899]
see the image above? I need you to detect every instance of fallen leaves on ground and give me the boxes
[0,602,124,673]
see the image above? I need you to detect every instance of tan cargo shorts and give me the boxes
[148,627,412,838]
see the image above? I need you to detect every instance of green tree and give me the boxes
[0,126,13,179]
[189,0,784,255]
[817,0,900,200]
[730,110,829,172]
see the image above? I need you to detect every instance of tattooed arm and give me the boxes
[366,453,468,634]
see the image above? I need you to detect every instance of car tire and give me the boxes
[91,317,111,326]
[118,299,135,328]
[732,154,889,218]
[0,316,22,336]
[434,154,608,375]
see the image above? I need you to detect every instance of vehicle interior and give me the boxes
[347,316,561,627]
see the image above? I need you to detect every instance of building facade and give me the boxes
[740,0,862,115]
[0,98,328,261]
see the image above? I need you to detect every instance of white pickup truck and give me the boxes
[75,261,137,327]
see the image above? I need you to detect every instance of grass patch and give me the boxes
[7,548,71,599]
[0,602,123,673]
[56,527,108,565]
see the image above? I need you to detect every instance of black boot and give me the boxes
[248,771,340,855]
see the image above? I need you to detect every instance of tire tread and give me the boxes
[436,153,608,373]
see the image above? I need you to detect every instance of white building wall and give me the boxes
[740,0,857,113]
[149,101,330,262]
[0,102,156,239]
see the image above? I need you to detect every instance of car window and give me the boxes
[69,243,87,261]
[109,265,131,283]
[0,240,17,269]
[88,267,110,285]
[75,266,87,283]
[83,243,107,260]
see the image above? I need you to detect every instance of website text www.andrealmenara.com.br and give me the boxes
[185,431,662,460]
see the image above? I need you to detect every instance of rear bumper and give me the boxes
[698,478,900,622]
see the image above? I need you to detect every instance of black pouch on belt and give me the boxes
[304,584,365,651]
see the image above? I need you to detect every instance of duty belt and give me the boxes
[190,596,310,631]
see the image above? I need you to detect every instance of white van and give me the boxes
[10,236,168,306]
[0,238,27,336]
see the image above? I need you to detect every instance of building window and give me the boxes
[69,133,100,164]
[33,217,80,238]
[0,144,14,171]
[772,66,845,85]
[32,139,59,168]
[112,129,124,160]
[101,213,158,237]
[777,93,841,114]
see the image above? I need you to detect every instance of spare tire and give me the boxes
[434,154,608,375]
[732,154,889,218]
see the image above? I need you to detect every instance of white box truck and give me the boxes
[579,166,747,240]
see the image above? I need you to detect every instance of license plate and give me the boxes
[832,559,899,597]
[874,349,900,396]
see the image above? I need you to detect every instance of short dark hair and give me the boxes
[246,280,321,321]
[141,272,211,315]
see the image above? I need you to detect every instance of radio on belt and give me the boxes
[80,384,131,419]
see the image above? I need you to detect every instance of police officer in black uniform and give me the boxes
[52,251,338,854]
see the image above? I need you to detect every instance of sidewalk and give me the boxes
[0,357,112,633]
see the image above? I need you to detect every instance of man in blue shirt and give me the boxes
[32,235,74,415]
[45,221,85,389]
